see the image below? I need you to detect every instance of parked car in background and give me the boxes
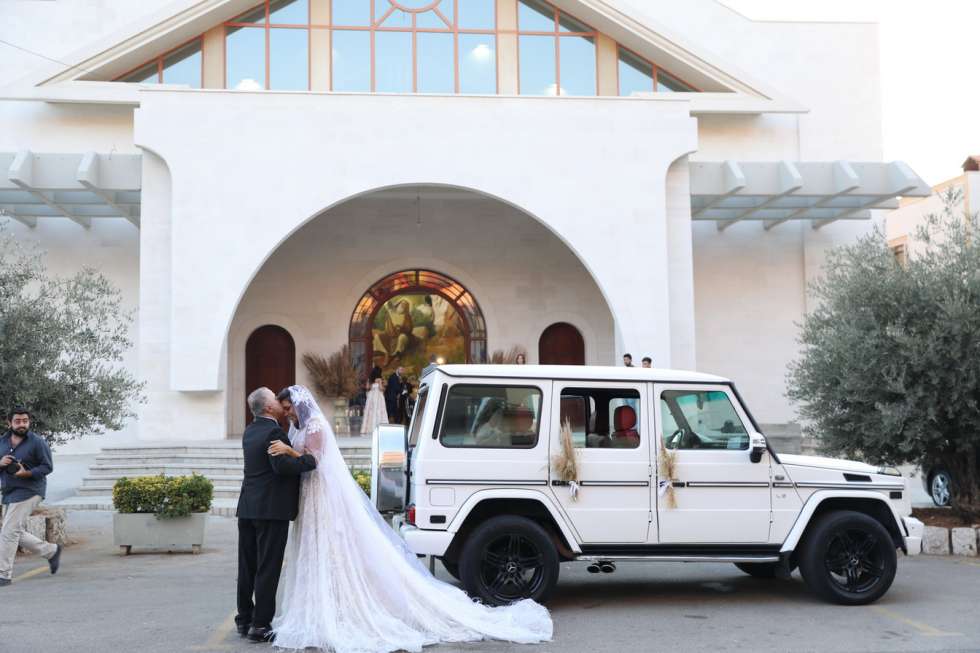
[921,463,952,507]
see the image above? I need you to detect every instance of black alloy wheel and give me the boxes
[798,510,897,605]
[459,515,560,606]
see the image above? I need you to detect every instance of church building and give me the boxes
[0,0,930,453]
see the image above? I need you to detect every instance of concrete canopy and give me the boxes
[689,160,932,231]
[0,151,141,228]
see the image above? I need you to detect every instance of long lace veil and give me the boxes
[273,385,552,652]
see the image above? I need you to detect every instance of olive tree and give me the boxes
[0,223,145,446]
[788,190,980,517]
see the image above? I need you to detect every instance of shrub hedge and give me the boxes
[113,474,214,519]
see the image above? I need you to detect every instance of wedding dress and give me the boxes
[360,380,388,435]
[272,385,553,653]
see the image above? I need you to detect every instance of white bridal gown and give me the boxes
[272,386,553,653]
[360,381,388,434]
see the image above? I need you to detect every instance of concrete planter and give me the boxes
[113,512,207,555]
[919,525,980,556]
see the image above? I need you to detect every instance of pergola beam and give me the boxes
[810,162,921,230]
[692,160,746,217]
[77,151,140,227]
[718,160,802,231]
[8,150,91,228]
[0,205,37,228]
[764,161,860,231]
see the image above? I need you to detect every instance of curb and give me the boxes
[922,525,980,556]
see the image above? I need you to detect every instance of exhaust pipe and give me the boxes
[599,561,616,574]
[586,564,601,574]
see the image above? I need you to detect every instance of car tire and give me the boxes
[458,515,560,606]
[734,562,779,578]
[441,558,461,581]
[798,510,897,605]
[929,469,952,507]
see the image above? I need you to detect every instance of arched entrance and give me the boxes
[349,269,487,380]
[539,322,585,365]
[244,325,296,425]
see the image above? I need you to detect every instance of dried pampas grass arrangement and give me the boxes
[551,418,580,500]
[489,345,528,365]
[658,439,678,509]
[303,346,359,400]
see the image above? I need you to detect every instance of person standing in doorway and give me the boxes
[0,406,62,587]
[641,357,652,369]
[385,366,404,423]
[623,354,634,367]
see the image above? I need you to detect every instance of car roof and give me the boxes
[426,364,730,384]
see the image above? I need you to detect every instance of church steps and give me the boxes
[59,439,375,512]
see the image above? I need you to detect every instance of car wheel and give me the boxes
[930,469,952,507]
[441,558,461,581]
[458,515,560,606]
[734,562,779,578]
[798,510,897,605]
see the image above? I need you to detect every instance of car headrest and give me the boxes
[613,405,637,431]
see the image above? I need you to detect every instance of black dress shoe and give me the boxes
[247,626,274,643]
[48,544,62,575]
[236,623,251,637]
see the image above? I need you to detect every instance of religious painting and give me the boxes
[372,293,466,379]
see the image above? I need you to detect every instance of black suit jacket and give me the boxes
[237,417,317,521]
[385,372,402,405]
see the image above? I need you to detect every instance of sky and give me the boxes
[723,0,980,185]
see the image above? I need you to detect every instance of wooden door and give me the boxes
[245,325,296,426]
[538,322,585,365]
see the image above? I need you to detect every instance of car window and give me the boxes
[660,389,748,450]
[439,385,541,448]
[407,385,429,447]
[560,387,641,449]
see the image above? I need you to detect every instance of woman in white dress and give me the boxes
[269,385,552,653]
[360,379,388,434]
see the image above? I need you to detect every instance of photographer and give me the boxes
[0,406,62,586]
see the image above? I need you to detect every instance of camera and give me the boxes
[2,458,26,475]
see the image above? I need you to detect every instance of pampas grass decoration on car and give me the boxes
[658,439,678,509]
[551,418,580,500]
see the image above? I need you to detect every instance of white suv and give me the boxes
[371,365,924,607]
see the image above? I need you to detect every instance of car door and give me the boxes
[654,384,772,543]
[548,380,651,543]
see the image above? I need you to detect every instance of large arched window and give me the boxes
[117,0,700,95]
[349,269,487,380]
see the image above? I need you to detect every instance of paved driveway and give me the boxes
[3,511,977,653]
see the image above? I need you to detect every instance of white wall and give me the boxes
[226,191,615,434]
[134,89,697,440]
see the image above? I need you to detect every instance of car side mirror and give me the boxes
[749,433,767,463]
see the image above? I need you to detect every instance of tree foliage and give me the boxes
[0,223,145,446]
[788,191,980,516]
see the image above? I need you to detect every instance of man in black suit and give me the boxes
[236,387,317,643]
[385,366,404,423]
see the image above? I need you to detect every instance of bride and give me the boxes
[268,385,553,653]
[360,377,388,435]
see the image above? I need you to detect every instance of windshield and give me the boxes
[407,385,429,447]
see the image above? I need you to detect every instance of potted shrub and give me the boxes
[304,346,360,435]
[112,474,213,555]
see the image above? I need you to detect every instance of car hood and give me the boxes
[777,453,879,474]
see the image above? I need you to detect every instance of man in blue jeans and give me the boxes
[0,406,62,586]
